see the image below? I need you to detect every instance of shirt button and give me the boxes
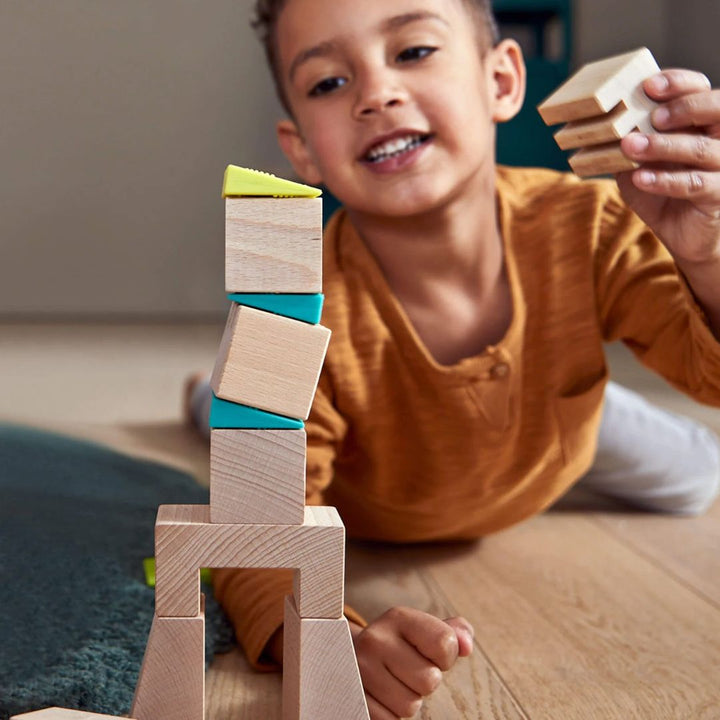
[490,362,510,379]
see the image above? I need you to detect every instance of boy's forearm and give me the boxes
[676,256,720,339]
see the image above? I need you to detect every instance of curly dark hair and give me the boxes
[252,0,500,114]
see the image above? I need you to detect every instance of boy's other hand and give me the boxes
[350,606,474,719]
[617,69,720,265]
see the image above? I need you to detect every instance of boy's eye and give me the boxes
[308,77,347,97]
[396,46,437,63]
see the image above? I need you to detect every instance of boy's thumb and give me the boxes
[444,616,475,657]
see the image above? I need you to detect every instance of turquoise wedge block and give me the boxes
[227,293,324,324]
[209,394,304,430]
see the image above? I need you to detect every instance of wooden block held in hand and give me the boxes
[538,47,660,125]
[211,303,331,420]
[154,505,345,619]
[568,142,639,177]
[131,603,205,720]
[225,198,323,293]
[210,428,306,524]
[283,595,370,720]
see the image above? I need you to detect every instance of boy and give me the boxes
[199,0,720,717]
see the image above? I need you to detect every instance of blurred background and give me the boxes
[1,0,719,320]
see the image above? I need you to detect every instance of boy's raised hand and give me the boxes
[349,607,474,719]
[617,69,720,265]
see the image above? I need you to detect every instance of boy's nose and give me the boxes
[354,73,407,117]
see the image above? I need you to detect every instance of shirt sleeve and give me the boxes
[212,368,365,671]
[595,189,720,404]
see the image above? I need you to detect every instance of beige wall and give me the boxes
[1,1,717,317]
[574,0,669,66]
[0,0,289,317]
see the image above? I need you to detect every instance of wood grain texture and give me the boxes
[424,512,720,720]
[592,500,720,607]
[282,595,369,720]
[345,542,530,720]
[553,101,646,150]
[210,303,331,420]
[225,198,322,293]
[131,603,205,720]
[11,711,134,720]
[538,47,660,125]
[210,429,306,525]
[154,505,345,619]
[568,142,639,177]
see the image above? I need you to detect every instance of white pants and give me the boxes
[579,381,720,515]
[192,379,720,516]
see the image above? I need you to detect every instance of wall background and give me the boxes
[1,0,718,318]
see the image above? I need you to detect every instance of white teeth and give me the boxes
[366,134,426,162]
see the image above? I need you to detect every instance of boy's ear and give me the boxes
[276,119,323,186]
[487,39,527,124]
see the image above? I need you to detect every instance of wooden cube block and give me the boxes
[154,505,345,619]
[11,711,134,720]
[538,47,660,126]
[131,603,205,720]
[225,198,323,293]
[210,428,306,524]
[283,596,370,720]
[210,303,331,421]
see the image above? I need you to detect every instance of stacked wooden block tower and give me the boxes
[129,166,370,720]
[538,47,661,177]
[10,168,370,720]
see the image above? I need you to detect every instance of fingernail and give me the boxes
[638,170,657,185]
[653,106,671,127]
[648,74,670,93]
[626,134,650,153]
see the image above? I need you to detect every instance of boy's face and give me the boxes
[275,0,524,219]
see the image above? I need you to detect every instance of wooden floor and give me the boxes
[2,323,719,720]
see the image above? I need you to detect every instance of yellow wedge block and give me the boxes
[222,165,322,198]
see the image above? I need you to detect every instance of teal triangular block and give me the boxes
[209,394,304,429]
[227,294,324,324]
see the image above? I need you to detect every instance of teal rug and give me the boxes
[0,424,234,719]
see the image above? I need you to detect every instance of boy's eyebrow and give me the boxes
[289,41,338,82]
[382,11,450,33]
[288,11,449,82]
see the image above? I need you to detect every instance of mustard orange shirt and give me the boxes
[214,166,720,667]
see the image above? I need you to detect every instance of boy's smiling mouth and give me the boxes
[362,132,433,164]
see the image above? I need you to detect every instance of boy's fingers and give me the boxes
[383,644,444,697]
[365,693,403,720]
[651,89,720,131]
[361,668,422,719]
[622,132,720,170]
[393,607,461,670]
[443,616,475,657]
[630,167,720,207]
[645,69,712,101]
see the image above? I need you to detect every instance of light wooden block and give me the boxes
[210,428,306,524]
[553,101,642,150]
[538,47,660,125]
[210,303,331,420]
[154,505,345,619]
[11,711,134,720]
[568,142,639,177]
[283,596,370,720]
[225,197,322,293]
[131,603,205,720]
